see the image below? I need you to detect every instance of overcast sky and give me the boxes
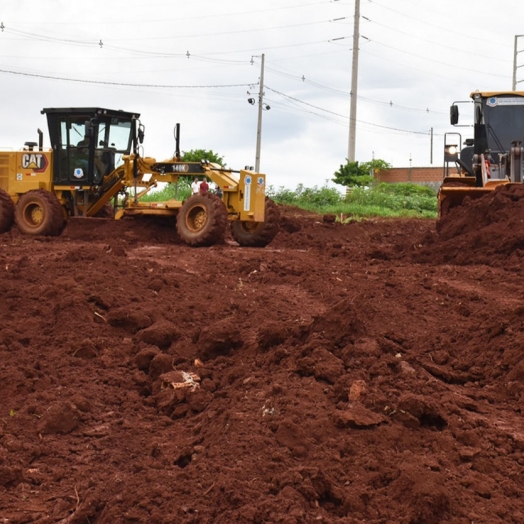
[1,0,523,190]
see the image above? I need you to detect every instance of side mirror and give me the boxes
[450,105,459,126]
[138,124,145,144]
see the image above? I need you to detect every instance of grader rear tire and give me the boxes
[230,198,280,247]
[176,193,228,246]
[0,188,15,233]
[15,189,66,236]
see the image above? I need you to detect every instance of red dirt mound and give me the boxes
[415,184,524,267]
[1,204,524,523]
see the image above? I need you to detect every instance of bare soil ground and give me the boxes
[2,185,524,523]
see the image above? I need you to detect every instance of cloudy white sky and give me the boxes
[1,0,523,190]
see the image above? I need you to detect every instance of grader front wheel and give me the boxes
[15,189,66,236]
[0,188,15,233]
[176,193,228,246]
[230,198,280,247]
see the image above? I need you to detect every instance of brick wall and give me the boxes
[375,167,452,184]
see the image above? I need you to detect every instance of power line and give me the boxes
[2,1,330,27]
[368,38,509,79]
[368,0,512,49]
[266,85,432,135]
[1,27,330,59]
[261,61,447,115]
[3,28,98,48]
[366,18,511,64]
[0,68,251,89]
[266,85,345,118]
[0,61,437,137]
[358,95,447,115]
[359,47,506,84]
[2,17,331,46]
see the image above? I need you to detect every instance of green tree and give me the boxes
[333,159,390,187]
[181,149,226,167]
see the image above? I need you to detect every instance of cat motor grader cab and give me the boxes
[439,91,524,217]
[0,107,279,247]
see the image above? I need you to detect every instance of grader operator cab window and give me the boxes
[55,119,91,184]
[94,120,132,175]
[42,107,138,187]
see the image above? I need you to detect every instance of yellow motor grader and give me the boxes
[439,91,524,217]
[0,107,279,247]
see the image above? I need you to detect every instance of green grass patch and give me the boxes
[268,182,437,219]
[134,181,438,219]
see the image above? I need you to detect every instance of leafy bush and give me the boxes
[268,184,342,207]
[181,149,225,167]
[140,183,191,202]
[332,159,391,188]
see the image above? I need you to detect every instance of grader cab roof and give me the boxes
[40,107,141,158]
[41,107,140,120]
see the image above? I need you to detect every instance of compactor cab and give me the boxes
[439,91,524,217]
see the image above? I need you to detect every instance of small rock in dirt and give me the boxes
[257,322,288,350]
[37,401,80,435]
[397,393,447,430]
[148,278,164,292]
[349,379,368,401]
[399,360,416,375]
[107,307,153,333]
[0,466,23,487]
[197,321,243,360]
[149,353,174,381]
[135,346,161,372]
[333,403,385,429]
[137,320,181,350]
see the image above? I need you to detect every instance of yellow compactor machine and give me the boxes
[0,107,279,247]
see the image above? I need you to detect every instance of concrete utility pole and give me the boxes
[348,0,360,162]
[255,53,266,172]
[512,35,524,90]
[248,55,270,171]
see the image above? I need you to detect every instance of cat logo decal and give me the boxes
[21,153,49,173]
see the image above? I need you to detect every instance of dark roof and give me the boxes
[41,107,140,119]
